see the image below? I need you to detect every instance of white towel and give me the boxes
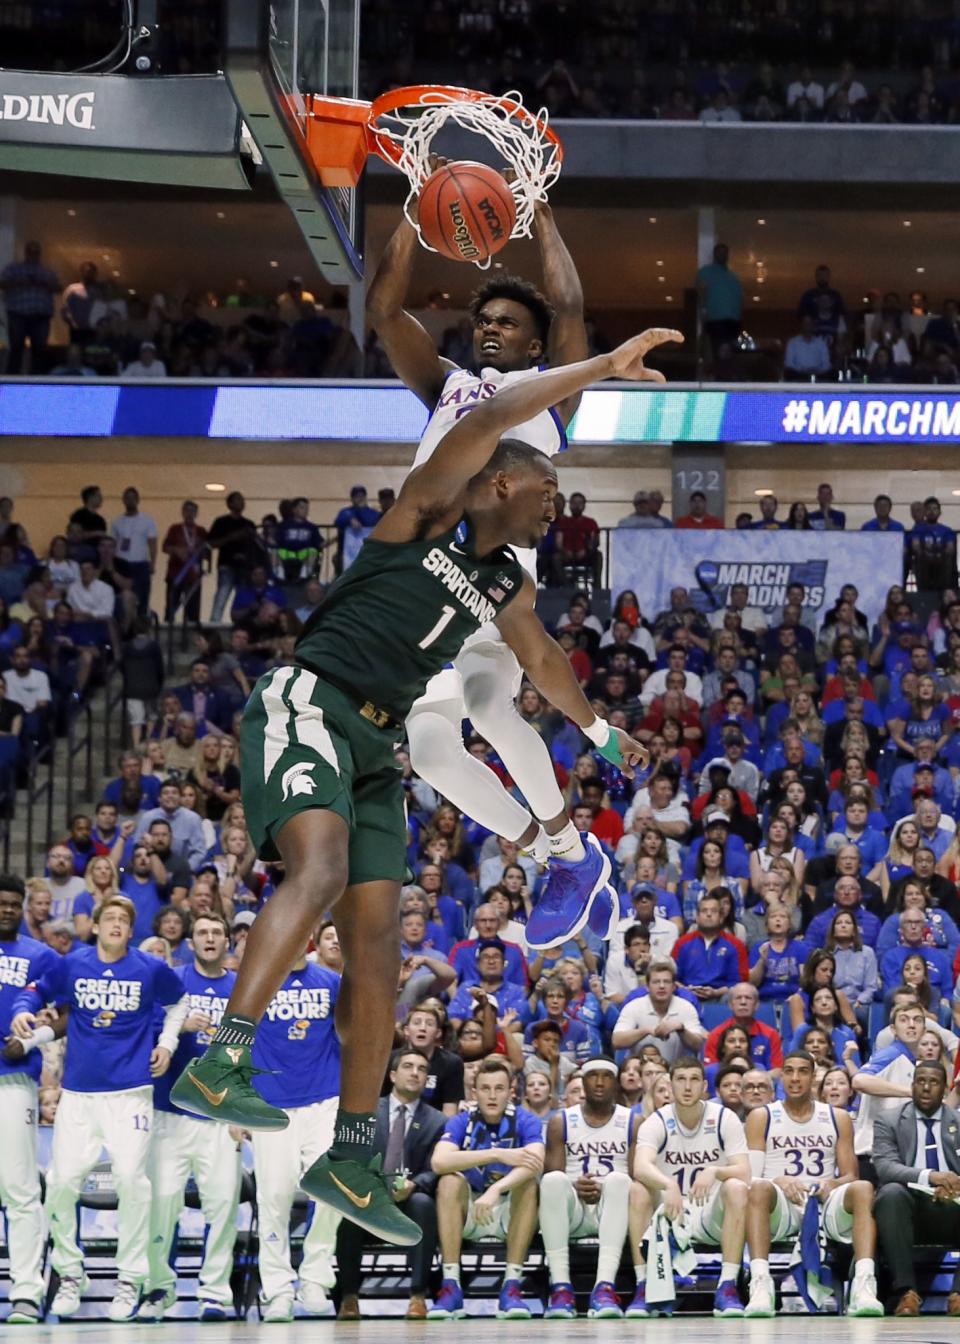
[643,1205,698,1306]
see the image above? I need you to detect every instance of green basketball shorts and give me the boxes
[240,664,407,886]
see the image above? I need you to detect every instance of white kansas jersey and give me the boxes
[636,1100,747,1193]
[761,1099,838,1183]
[413,365,567,581]
[562,1103,633,1179]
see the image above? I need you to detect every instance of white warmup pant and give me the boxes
[406,635,566,836]
[46,1086,153,1285]
[146,1110,242,1305]
[250,1097,340,1301]
[539,1170,632,1285]
[0,1078,46,1304]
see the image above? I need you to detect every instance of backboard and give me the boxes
[224,0,363,283]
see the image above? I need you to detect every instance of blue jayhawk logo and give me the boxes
[92,1010,116,1029]
[288,1018,311,1041]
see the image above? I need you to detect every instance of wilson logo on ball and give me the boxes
[447,200,481,260]
[418,160,517,264]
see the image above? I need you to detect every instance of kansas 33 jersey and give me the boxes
[412,365,567,580]
[761,1099,839,1184]
[562,1103,634,1179]
[636,1100,748,1192]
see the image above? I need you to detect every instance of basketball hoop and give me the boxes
[303,85,563,258]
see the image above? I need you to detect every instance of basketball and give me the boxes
[417,160,517,264]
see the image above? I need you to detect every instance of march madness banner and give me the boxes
[610,530,904,625]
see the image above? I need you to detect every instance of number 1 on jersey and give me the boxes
[419,605,456,650]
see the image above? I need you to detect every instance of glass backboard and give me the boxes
[226,0,362,281]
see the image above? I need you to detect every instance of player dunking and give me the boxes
[744,1050,883,1318]
[369,193,632,949]
[540,1057,637,1319]
[172,329,679,1248]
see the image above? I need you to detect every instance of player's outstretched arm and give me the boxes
[366,214,456,408]
[496,576,649,776]
[389,329,682,531]
[534,202,588,425]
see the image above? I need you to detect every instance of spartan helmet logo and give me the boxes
[281,762,317,801]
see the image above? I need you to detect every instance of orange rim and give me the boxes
[366,84,563,167]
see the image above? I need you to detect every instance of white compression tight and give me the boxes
[406,640,566,839]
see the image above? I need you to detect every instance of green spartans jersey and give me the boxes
[295,516,523,719]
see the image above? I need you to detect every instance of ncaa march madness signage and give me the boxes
[611,531,904,625]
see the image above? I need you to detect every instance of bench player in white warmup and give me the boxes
[0,875,59,1324]
[11,895,185,1322]
[368,194,659,950]
[249,942,342,1322]
[631,1055,750,1318]
[540,1056,638,1319]
[140,913,241,1322]
[744,1049,883,1318]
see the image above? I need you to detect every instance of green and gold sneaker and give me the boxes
[301,1153,422,1245]
[170,1042,289,1130]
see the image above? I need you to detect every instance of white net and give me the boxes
[371,88,563,265]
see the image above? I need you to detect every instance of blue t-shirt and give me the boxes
[681,834,750,881]
[252,962,341,1109]
[103,775,162,810]
[447,978,531,1026]
[12,944,183,1093]
[439,1104,543,1192]
[0,936,59,1083]
[748,937,811,1000]
[862,517,905,533]
[789,1021,860,1067]
[120,872,165,943]
[880,944,954,993]
[876,907,960,963]
[807,903,882,949]
[153,962,236,1115]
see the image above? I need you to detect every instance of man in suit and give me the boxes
[336,1046,445,1320]
[874,1060,960,1316]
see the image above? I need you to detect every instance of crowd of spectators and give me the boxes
[0,253,364,379]
[696,247,960,384]
[362,0,960,126]
[5,467,960,1317]
[9,471,960,1117]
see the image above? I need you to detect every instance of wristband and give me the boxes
[583,716,611,748]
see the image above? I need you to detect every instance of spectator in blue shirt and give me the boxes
[447,940,531,1028]
[911,496,957,590]
[135,779,209,871]
[879,911,955,999]
[808,482,846,530]
[798,264,847,339]
[747,906,810,1000]
[861,493,905,534]
[274,497,325,584]
[806,874,882,949]
[230,565,286,623]
[333,485,380,575]
[751,494,783,530]
[826,797,889,867]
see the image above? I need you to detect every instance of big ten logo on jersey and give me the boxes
[0,951,31,988]
[75,975,142,1016]
[264,982,332,1027]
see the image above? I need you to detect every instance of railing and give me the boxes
[22,738,55,876]
[102,662,128,782]
[65,700,95,821]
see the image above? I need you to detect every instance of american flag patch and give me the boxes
[488,585,505,601]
